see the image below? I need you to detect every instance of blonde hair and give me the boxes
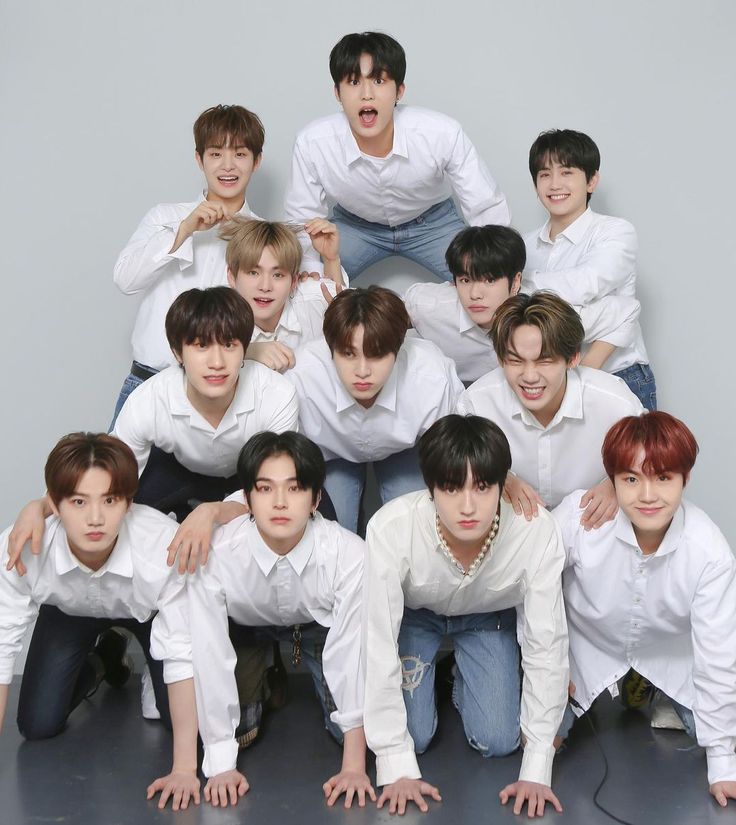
[221,218,302,276]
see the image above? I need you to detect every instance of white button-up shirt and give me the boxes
[150,514,365,777]
[554,493,736,785]
[0,505,181,684]
[112,363,298,477]
[249,278,334,353]
[286,337,464,463]
[523,209,649,373]
[457,367,644,509]
[113,197,260,371]
[364,491,568,787]
[285,106,510,229]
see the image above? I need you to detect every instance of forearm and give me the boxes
[168,679,199,772]
[0,682,9,732]
[169,221,193,255]
[210,501,248,526]
[322,255,344,287]
[580,340,616,370]
[341,726,367,772]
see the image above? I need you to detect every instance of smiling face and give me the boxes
[334,52,404,156]
[331,325,397,408]
[248,453,317,555]
[196,141,261,209]
[455,273,521,331]
[614,449,685,554]
[535,158,598,233]
[178,339,244,411]
[53,467,129,571]
[501,324,578,427]
[228,245,296,333]
[433,463,501,553]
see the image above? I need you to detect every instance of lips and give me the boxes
[467,305,489,313]
[204,375,227,384]
[253,297,274,307]
[547,193,569,201]
[636,507,664,516]
[359,107,378,127]
[271,517,290,525]
[353,382,373,392]
[85,532,105,541]
[519,385,545,400]
[458,520,479,529]
[218,175,239,186]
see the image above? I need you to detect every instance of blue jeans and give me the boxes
[228,620,343,743]
[332,198,467,282]
[109,361,160,431]
[324,446,425,533]
[17,604,171,739]
[399,607,520,757]
[613,363,657,411]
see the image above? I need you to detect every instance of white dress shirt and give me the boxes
[286,337,464,463]
[523,209,649,373]
[364,491,568,787]
[457,367,644,509]
[113,197,262,371]
[249,278,334,352]
[285,106,510,230]
[150,514,365,777]
[0,505,181,684]
[554,493,736,785]
[112,363,298,477]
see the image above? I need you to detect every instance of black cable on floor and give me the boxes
[569,697,636,825]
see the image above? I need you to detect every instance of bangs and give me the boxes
[222,220,302,276]
[181,314,246,347]
[342,55,393,82]
[432,448,507,491]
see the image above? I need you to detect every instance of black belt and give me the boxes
[130,361,159,382]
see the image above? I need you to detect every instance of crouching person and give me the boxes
[363,414,568,816]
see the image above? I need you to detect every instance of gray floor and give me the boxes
[0,674,730,825]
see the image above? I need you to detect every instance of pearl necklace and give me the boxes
[435,512,500,577]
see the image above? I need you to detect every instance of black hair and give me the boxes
[237,431,325,506]
[445,225,526,286]
[329,32,406,87]
[419,415,512,493]
[165,286,254,354]
[529,129,600,203]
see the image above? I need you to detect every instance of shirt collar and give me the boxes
[615,504,685,558]
[539,208,594,245]
[168,367,255,430]
[249,518,315,576]
[506,368,583,428]
[52,516,134,578]
[199,190,253,217]
[341,107,407,165]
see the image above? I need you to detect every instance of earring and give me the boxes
[310,510,316,520]
[241,359,245,368]
[249,513,255,523]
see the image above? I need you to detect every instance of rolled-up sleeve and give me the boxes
[0,534,39,684]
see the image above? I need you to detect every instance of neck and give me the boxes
[186,381,237,428]
[437,517,489,568]
[257,523,307,556]
[353,122,394,158]
[257,305,285,334]
[530,375,567,428]
[69,538,117,572]
[548,206,586,241]
[633,521,671,555]
[206,190,245,214]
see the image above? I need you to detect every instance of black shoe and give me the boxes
[94,629,132,688]
[620,668,654,709]
[265,642,289,710]
[435,652,455,703]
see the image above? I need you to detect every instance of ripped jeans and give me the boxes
[398,606,520,757]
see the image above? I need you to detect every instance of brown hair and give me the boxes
[490,291,584,363]
[220,218,302,277]
[165,286,254,355]
[45,433,139,506]
[323,286,409,357]
[193,105,265,158]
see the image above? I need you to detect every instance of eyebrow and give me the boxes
[254,476,299,484]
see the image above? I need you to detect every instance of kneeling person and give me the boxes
[364,415,568,817]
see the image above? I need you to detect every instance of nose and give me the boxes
[460,488,475,515]
[355,357,371,378]
[88,501,104,526]
[360,77,374,99]
[639,479,657,503]
[274,486,287,509]
[520,362,539,383]
[469,281,484,300]
[208,344,226,369]
[258,273,272,292]
[221,150,235,170]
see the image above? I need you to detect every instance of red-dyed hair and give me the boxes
[602,412,699,483]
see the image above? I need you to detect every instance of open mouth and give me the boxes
[548,193,569,202]
[519,385,545,400]
[218,175,239,186]
[253,297,274,307]
[359,107,378,127]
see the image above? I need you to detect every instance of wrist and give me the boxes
[322,254,341,264]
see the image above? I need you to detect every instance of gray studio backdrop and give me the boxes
[1,0,734,546]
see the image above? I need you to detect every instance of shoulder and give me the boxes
[680,500,733,565]
[368,490,431,539]
[397,105,461,134]
[405,282,456,312]
[523,222,547,246]
[139,201,200,222]
[295,113,346,144]
[313,515,366,560]
[576,366,642,412]
[463,367,508,396]
[587,210,637,241]
[241,360,296,393]
[289,339,332,375]
[401,336,453,367]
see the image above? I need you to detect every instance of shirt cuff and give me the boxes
[202,739,239,778]
[163,660,193,684]
[153,223,193,267]
[331,707,363,733]
[375,749,421,787]
[706,750,736,785]
[519,743,555,786]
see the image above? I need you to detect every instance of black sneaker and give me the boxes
[265,642,289,710]
[94,629,132,688]
[435,652,455,703]
[620,668,654,709]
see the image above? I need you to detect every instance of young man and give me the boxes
[0,433,181,739]
[285,32,510,282]
[405,224,640,385]
[457,291,644,525]
[148,432,373,810]
[523,129,656,409]
[286,286,463,533]
[364,415,568,817]
[553,412,736,808]
[222,218,340,373]
[112,105,338,422]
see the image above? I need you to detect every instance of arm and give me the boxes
[527,220,637,305]
[146,679,201,810]
[260,381,300,434]
[579,295,641,350]
[443,124,510,227]
[500,521,568,816]
[167,500,247,573]
[580,340,617,370]
[579,477,618,530]
[690,555,736,796]
[0,683,8,733]
[303,218,344,287]
[110,389,154,476]
[6,497,53,575]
